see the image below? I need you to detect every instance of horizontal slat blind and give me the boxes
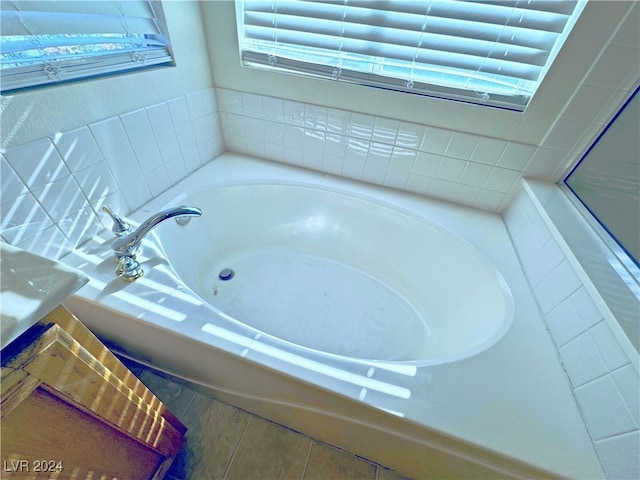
[0,0,173,92]
[237,0,586,110]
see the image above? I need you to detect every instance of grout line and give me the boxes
[593,426,640,443]
[300,438,314,480]
[178,388,197,421]
[222,414,252,480]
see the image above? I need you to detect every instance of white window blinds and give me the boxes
[236,0,586,110]
[0,0,173,93]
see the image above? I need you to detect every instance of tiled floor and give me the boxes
[120,357,410,480]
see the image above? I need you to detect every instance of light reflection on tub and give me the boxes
[156,182,515,367]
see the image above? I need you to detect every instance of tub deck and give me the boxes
[62,153,604,479]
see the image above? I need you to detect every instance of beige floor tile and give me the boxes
[303,441,377,480]
[166,392,252,479]
[128,363,413,480]
[225,415,312,480]
[139,369,196,419]
[376,466,411,480]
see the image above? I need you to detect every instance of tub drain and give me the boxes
[218,268,235,281]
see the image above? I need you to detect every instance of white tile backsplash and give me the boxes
[595,431,640,480]
[15,223,73,260]
[1,155,28,200]
[470,137,508,166]
[0,88,224,260]
[120,109,155,145]
[420,127,451,156]
[575,375,637,440]
[545,296,587,347]
[217,87,550,212]
[612,365,640,425]
[5,138,70,189]
[395,122,425,150]
[147,102,175,137]
[505,183,640,479]
[1,192,53,244]
[167,96,191,128]
[372,117,400,144]
[57,206,104,249]
[52,127,103,173]
[525,237,565,287]
[89,117,131,158]
[559,331,610,388]
[32,175,86,221]
[590,321,634,371]
[459,162,493,188]
[444,132,478,160]
[497,143,537,171]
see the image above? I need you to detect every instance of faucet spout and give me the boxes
[103,205,202,281]
[111,206,202,258]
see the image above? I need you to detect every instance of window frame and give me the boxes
[0,0,174,94]
[235,0,587,111]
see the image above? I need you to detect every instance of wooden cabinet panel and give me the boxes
[3,387,162,479]
[1,305,186,479]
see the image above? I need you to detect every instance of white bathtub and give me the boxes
[160,182,513,366]
[63,154,604,479]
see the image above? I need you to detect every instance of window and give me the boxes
[564,85,640,271]
[0,0,173,93]
[236,0,586,111]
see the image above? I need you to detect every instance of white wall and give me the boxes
[1,1,213,149]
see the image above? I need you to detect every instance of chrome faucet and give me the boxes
[102,205,202,281]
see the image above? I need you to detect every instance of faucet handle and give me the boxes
[102,205,131,237]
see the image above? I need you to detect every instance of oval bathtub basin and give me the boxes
[159,183,514,365]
